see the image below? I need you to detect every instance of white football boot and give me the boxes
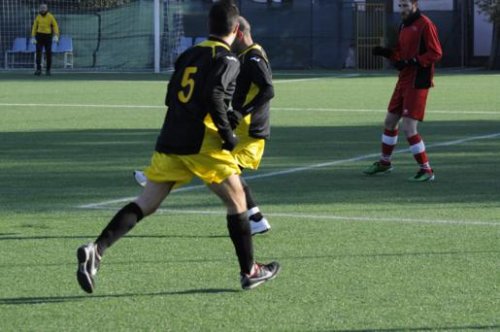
[76,243,101,294]
[248,207,271,235]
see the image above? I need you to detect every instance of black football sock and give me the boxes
[227,213,254,274]
[240,178,263,221]
[95,202,144,256]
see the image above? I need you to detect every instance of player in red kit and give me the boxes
[364,0,442,182]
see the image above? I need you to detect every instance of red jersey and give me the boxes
[391,11,443,89]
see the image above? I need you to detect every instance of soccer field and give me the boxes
[0,70,499,331]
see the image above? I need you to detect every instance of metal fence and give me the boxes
[0,0,481,71]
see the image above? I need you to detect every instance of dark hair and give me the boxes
[209,0,240,36]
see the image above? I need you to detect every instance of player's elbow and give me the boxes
[263,85,275,101]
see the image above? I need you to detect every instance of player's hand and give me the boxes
[228,110,243,130]
[372,46,392,58]
[220,129,238,151]
[53,35,59,43]
[31,38,37,45]
[393,58,419,71]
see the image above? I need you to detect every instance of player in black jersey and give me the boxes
[76,1,280,293]
[229,16,274,234]
[132,17,275,236]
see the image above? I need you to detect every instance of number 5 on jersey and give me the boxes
[178,67,198,103]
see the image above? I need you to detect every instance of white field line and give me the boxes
[0,103,499,115]
[82,207,500,227]
[0,103,164,109]
[274,107,500,115]
[273,78,324,83]
[77,132,500,209]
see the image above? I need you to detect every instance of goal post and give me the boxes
[355,1,386,70]
[154,0,160,73]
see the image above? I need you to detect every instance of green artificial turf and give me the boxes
[0,70,499,331]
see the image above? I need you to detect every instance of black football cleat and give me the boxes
[34,70,41,76]
[240,262,281,290]
[76,243,101,293]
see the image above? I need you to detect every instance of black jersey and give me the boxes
[232,44,274,139]
[156,37,240,155]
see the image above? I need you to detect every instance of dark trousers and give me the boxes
[36,33,52,71]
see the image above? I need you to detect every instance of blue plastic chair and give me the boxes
[194,37,207,45]
[4,38,27,69]
[177,37,193,54]
[26,40,36,53]
[55,35,74,68]
[57,35,73,53]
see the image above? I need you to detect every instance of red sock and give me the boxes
[380,129,398,165]
[407,134,432,172]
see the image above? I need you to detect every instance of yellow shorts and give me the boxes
[233,114,266,170]
[232,137,265,170]
[144,150,241,187]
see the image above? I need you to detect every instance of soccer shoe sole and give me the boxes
[133,171,147,188]
[76,246,95,294]
[363,166,394,176]
[242,263,281,291]
[408,174,436,182]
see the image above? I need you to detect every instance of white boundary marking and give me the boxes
[0,103,163,109]
[82,207,499,227]
[0,103,498,115]
[273,78,323,83]
[275,107,500,115]
[78,132,500,212]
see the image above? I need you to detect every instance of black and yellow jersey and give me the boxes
[232,44,274,139]
[156,37,240,155]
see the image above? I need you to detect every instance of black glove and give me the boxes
[372,46,393,58]
[219,128,238,151]
[227,110,243,130]
[393,58,419,71]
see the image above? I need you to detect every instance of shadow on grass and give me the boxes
[1,120,499,211]
[1,249,497,269]
[0,69,497,82]
[0,234,227,241]
[328,325,500,331]
[0,288,239,305]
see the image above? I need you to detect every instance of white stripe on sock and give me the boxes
[410,141,426,155]
[382,134,398,146]
[247,207,260,217]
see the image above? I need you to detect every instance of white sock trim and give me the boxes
[410,141,426,155]
[382,134,398,146]
[247,207,260,216]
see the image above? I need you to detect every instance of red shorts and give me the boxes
[388,84,429,121]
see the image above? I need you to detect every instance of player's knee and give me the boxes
[384,115,399,130]
[223,191,247,214]
[401,119,418,137]
[134,199,160,217]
